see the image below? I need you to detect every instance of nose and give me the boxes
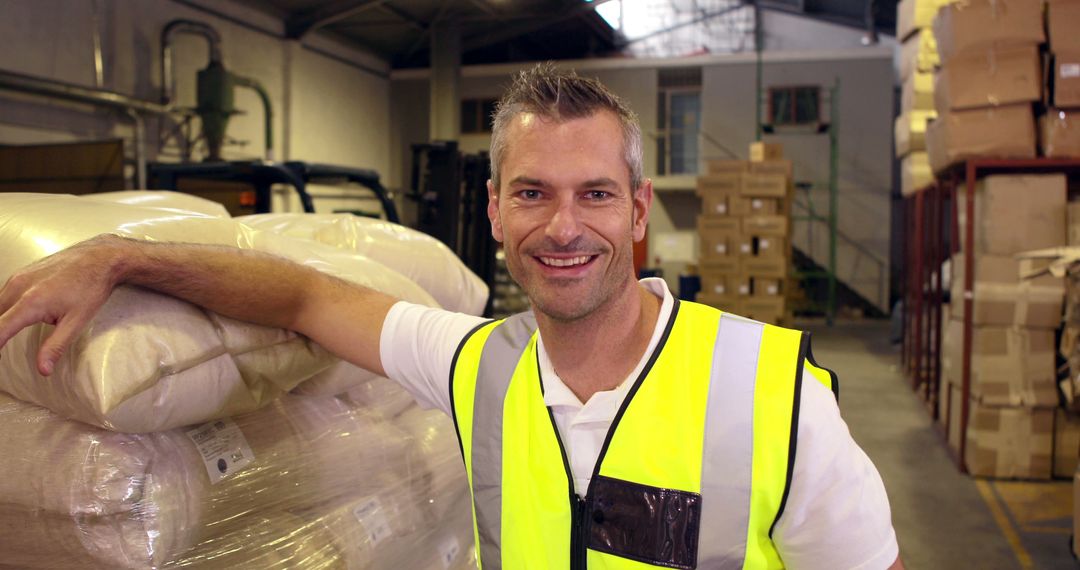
[544,197,583,246]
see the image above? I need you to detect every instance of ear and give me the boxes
[631,178,653,242]
[487,179,504,243]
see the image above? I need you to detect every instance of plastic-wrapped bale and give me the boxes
[0,391,412,569]
[0,193,436,432]
[396,406,471,522]
[164,513,345,569]
[84,190,231,217]
[238,213,489,315]
[338,375,421,419]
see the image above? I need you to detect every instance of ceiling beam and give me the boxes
[378,2,428,31]
[286,0,391,39]
[462,0,616,52]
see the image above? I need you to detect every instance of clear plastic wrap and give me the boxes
[0,193,437,432]
[84,191,231,217]
[238,213,489,316]
[0,390,475,569]
[339,376,419,419]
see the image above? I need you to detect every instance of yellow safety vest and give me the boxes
[450,300,837,570]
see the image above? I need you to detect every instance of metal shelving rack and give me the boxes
[902,157,1080,472]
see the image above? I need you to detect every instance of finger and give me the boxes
[0,273,26,316]
[37,310,91,377]
[0,298,46,353]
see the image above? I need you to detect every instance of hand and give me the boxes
[0,234,127,376]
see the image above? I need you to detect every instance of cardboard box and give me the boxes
[895,110,937,157]
[932,0,1044,62]
[700,258,739,274]
[706,159,749,174]
[902,70,936,112]
[1053,51,1080,108]
[740,173,789,198]
[699,272,732,297]
[753,277,783,297]
[926,105,1036,174]
[732,273,753,296]
[696,293,737,312]
[735,235,755,258]
[951,253,1066,328]
[697,215,739,234]
[897,0,950,41]
[742,215,788,237]
[1069,201,1080,246]
[1041,110,1080,158]
[700,231,736,258]
[700,193,730,216]
[749,142,783,161]
[947,388,1054,479]
[900,29,940,80]
[940,320,1058,407]
[956,174,1067,255]
[1048,0,1080,54]
[740,256,789,279]
[755,235,788,257]
[934,45,1042,112]
[740,297,786,324]
[900,152,933,197]
[1055,408,1080,478]
[748,159,794,179]
[748,198,780,216]
[697,174,742,195]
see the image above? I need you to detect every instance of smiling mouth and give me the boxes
[537,255,595,267]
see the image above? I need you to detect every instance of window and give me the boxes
[768,86,820,126]
[461,98,497,134]
[657,68,702,175]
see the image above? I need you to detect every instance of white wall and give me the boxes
[0,0,393,215]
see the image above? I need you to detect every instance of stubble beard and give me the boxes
[507,244,635,324]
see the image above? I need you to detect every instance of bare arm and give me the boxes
[0,234,397,377]
[888,556,905,570]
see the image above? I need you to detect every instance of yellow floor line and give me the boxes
[975,480,1034,569]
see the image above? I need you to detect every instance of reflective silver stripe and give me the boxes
[697,313,764,569]
[470,312,538,570]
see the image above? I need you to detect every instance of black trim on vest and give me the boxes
[448,319,498,467]
[805,333,840,403]
[588,298,682,487]
[769,330,809,539]
[537,298,683,570]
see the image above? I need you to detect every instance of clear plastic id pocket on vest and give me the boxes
[588,475,702,569]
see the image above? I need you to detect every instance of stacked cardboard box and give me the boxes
[895,0,953,196]
[696,142,792,325]
[925,0,1044,174]
[942,174,1066,478]
[1041,0,1080,157]
[1060,202,1080,412]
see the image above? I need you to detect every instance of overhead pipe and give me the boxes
[232,74,274,162]
[161,19,223,105]
[0,69,171,189]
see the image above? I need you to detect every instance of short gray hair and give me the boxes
[489,63,644,192]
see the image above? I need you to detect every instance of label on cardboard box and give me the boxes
[1063,64,1080,79]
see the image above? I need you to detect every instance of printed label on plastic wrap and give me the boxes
[184,418,255,484]
[439,537,461,568]
[352,497,393,545]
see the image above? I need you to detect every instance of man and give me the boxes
[0,64,901,569]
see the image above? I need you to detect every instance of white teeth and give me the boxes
[540,256,591,267]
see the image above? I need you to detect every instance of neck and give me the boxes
[535,279,662,403]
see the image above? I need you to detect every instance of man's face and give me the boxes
[487,110,652,322]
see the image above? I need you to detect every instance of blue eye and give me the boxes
[586,190,609,200]
[521,189,541,200]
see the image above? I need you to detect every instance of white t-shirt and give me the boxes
[380,278,899,570]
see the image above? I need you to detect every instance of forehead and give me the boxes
[500,110,629,186]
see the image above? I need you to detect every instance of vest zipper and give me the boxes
[570,493,589,570]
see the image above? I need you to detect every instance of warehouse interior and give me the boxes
[0,0,1078,568]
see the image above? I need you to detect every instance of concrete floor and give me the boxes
[801,319,1076,570]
